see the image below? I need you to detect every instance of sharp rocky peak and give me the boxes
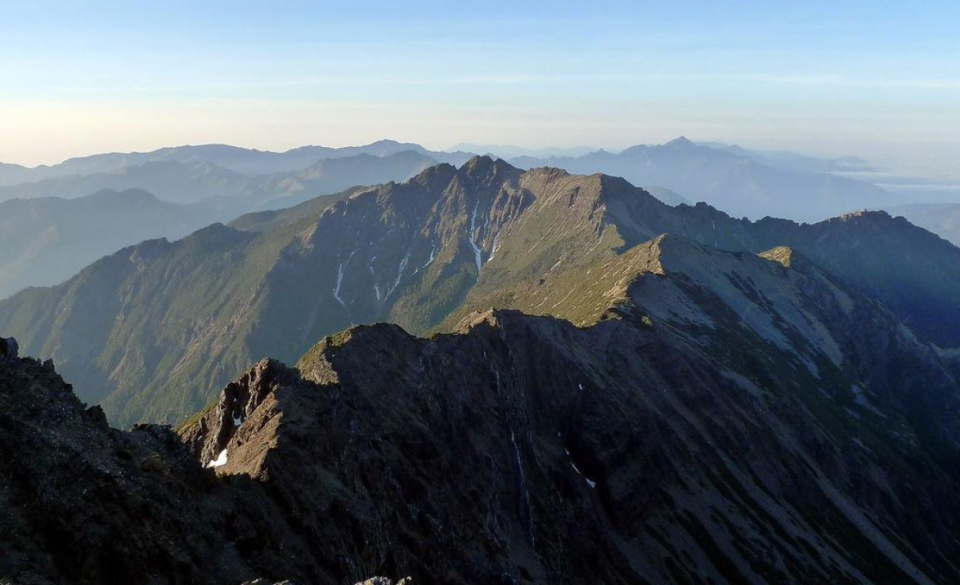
[459,154,520,182]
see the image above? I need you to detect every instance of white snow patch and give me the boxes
[487,232,500,263]
[566,449,596,489]
[333,262,347,308]
[206,449,228,468]
[423,244,437,268]
[369,265,381,301]
[468,200,483,274]
[387,249,411,298]
[332,249,358,310]
[232,414,243,427]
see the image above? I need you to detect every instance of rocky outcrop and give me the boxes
[0,336,17,359]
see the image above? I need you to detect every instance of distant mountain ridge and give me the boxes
[2,158,958,427]
[507,137,899,222]
[0,139,474,186]
[0,137,901,224]
[0,189,217,299]
[0,150,441,209]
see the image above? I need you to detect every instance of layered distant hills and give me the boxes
[2,157,958,428]
[506,137,899,222]
[0,137,925,301]
[0,189,218,299]
[0,139,473,187]
[0,149,441,210]
[0,145,453,298]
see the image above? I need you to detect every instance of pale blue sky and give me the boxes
[2,0,959,170]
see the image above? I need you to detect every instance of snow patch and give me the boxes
[369,265,381,301]
[206,449,228,469]
[423,244,437,268]
[387,249,411,298]
[232,414,243,427]
[332,249,358,311]
[333,262,347,308]
[468,200,483,274]
[487,232,500,263]
[566,448,596,488]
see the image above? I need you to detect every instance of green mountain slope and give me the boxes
[3,157,960,427]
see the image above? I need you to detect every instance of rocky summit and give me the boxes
[4,229,960,584]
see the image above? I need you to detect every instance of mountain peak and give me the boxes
[664,136,696,148]
[459,155,519,180]
[461,154,495,170]
[837,209,890,221]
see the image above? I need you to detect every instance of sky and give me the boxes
[2,0,959,175]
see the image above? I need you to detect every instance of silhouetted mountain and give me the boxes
[448,143,597,159]
[643,185,690,206]
[0,140,474,186]
[887,203,960,246]
[2,159,958,428]
[0,160,252,205]
[0,161,33,186]
[0,151,441,220]
[0,189,216,299]
[698,141,876,173]
[508,137,898,222]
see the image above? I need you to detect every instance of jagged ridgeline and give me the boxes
[4,226,960,583]
[2,156,960,426]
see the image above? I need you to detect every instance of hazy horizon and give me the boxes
[2,0,959,180]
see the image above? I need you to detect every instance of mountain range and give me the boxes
[2,157,958,429]
[0,150,443,298]
[1,137,940,303]
[506,137,900,222]
[0,150,440,210]
[4,211,960,583]
[0,139,473,187]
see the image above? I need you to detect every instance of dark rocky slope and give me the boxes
[0,336,412,585]
[182,237,960,584]
[4,234,960,583]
